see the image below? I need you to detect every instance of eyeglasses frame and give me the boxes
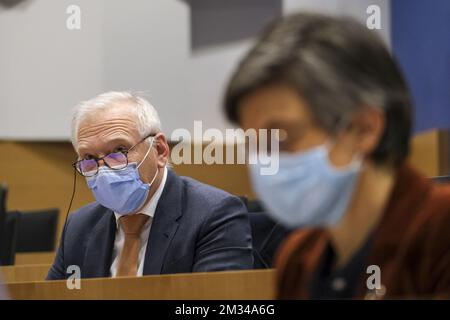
[72,133,156,177]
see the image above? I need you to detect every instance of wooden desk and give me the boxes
[6,269,276,300]
[1,264,50,283]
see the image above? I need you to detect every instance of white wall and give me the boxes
[283,0,391,45]
[0,0,105,140]
[0,0,390,141]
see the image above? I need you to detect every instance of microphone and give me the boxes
[62,167,77,238]
[57,166,77,261]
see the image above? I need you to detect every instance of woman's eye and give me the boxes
[114,146,127,153]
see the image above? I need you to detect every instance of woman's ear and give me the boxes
[154,133,170,168]
[346,106,385,156]
[330,106,385,167]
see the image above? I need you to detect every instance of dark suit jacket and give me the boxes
[275,163,450,299]
[47,169,253,279]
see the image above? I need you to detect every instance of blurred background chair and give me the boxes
[0,184,16,266]
[240,197,292,269]
[1,211,20,265]
[248,211,292,269]
[0,185,58,265]
[432,175,450,184]
[15,208,58,253]
[0,183,7,234]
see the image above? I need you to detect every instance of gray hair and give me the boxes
[224,13,412,166]
[71,91,162,150]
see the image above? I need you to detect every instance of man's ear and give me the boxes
[154,133,170,168]
[345,106,385,157]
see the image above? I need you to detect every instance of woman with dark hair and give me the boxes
[224,13,450,299]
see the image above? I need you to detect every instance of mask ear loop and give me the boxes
[137,136,155,169]
[147,167,159,187]
[136,136,159,186]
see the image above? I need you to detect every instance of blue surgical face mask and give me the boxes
[86,140,158,215]
[249,143,362,228]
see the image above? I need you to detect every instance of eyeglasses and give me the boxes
[73,133,156,177]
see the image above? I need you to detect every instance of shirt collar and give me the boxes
[114,166,168,227]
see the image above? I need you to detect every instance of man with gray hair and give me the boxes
[47,91,253,279]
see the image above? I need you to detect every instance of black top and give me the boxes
[308,232,374,299]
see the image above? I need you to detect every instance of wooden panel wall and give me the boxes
[409,129,450,177]
[0,141,94,237]
[0,129,448,246]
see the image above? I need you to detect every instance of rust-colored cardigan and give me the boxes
[275,163,450,299]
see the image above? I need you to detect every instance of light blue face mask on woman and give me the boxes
[86,142,158,215]
[249,144,362,228]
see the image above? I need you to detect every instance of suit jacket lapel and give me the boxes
[82,209,116,278]
[143,169,183,275]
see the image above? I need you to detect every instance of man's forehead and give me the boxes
[80,103,138,127]
[76,127,137,156]
[77,106,141,149]
[81,103,136,123]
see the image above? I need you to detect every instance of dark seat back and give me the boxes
[432,175,450,183]
[0,183,7,240]
[0,184,17,266]
[16,208,59,253]
[248,211,291,268]
[0,211,20,266]
[240,197,292,269]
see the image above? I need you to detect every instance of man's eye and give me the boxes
[114,146,127,153]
